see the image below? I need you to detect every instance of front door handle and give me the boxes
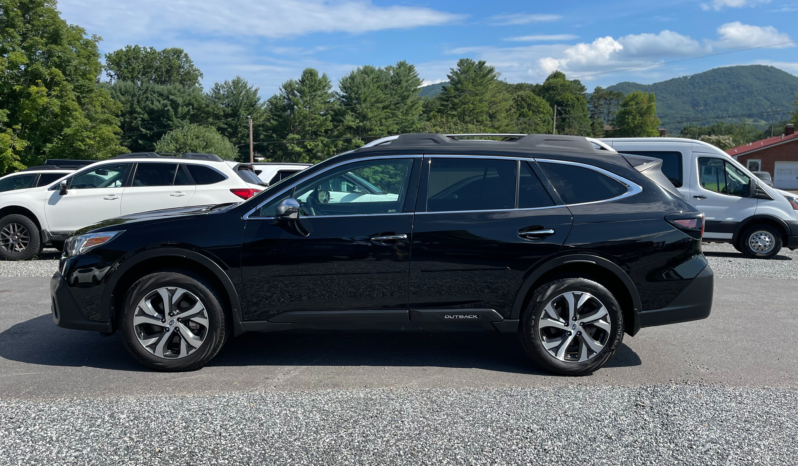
[103,195,119,200]
[170,192,186,197]
[519,229,555,240]
[693,195,707,200]
[371,234,408,244]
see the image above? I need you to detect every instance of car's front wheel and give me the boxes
[120,271,229,371]
[740,224,782,259]
[521,278,624,376]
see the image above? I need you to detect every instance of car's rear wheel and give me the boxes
[0,214,42,261]
[740,224,782,259]
[120,271,228,371]
[521,278,624,376]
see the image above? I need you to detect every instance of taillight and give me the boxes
[230,188,261,200]
[666,212,704,239]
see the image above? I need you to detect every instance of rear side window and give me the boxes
[236,167,263,185]
[427,158,516,212]
[0,174,36,192]
[539,162,627,205]
[132,163,179,186]
[187,165,227,185]
[519,162,554,208]
[620,151,683,187]
[37,173,66,186]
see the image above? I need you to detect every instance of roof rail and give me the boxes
[22,164,85,172]
[444,133,527,139]
[110,152,224,162]
[43,159,96,167]
[361,136,400,148]
[181,153,223,161]
[375,133,600,153]
[112,152,161,159]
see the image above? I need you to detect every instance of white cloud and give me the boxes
[620,30,706,57]
[490,14,561,25]
[701,0,770,10]
[420,79,446,87]
[505,34,578,42]
[713,22,793,49]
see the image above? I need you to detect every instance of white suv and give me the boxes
[251,162,311,186]
[0,153,263,260]
[601,137,798,258]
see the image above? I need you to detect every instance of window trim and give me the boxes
[696,156,752,199]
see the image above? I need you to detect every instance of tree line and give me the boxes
[2,0,797,174]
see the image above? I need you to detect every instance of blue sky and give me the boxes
[59,0,797,96]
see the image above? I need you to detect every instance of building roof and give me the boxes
[727,131,798,157]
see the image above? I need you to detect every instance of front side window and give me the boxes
[132,163,179,187]
[70,164,128,189]
[539,162,627,205]
[0,174,36,192]
[698,157,751,197]
[426,158,516,212]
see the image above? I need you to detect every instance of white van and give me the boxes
[600,137,798,259]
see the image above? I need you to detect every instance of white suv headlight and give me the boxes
[64,231,124,257]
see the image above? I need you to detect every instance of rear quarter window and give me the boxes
[187,165,227,185]
[539,162,627,204]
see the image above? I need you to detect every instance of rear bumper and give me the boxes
[50,271,112,332]
[638,265,714,328]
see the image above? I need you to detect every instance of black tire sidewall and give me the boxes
[120,272,227,371]
[521,278,624,376]
[741,225,782,259]
[0,214,42,260]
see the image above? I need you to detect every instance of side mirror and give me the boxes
[275,198,300,220]
[59,180,69,195]
[749,178,758,198]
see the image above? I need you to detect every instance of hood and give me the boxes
[75,203,238,235]
[776,189,797,199]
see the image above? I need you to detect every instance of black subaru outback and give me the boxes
[51,134,713,375]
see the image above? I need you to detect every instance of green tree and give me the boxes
[105,45,203,88]
[386,61,424,133]
[439,59,496,126]
[538,71,591,136]
[207,77,265,160]
[106,81,210,152]
[263,68,337,163]
[153,124,238,159]
[336,65,393,147]
[613,91,660,137]
[0,0,126,170]
[512,91,552,134]
[792,93,798,126]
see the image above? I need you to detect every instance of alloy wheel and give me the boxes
[538,291,612,363]
[133,287,209,359]
[0,223,30,253]
[748,230,775,254]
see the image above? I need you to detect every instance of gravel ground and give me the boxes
[1,243,795,279]
[1,385,796,465]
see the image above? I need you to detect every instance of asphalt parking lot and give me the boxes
[1,244,797,464]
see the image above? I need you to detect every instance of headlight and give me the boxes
[786,197,798,211]
[64,231,124,257]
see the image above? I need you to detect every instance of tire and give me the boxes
[520,278,624,376]
[740,224,782,259]
[119,271,229,371]
[0,214,42,261]
[732,242,743,253]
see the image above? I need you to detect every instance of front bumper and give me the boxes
[787,235,798,249]
[638,265,714,328]
[51,271,112,332]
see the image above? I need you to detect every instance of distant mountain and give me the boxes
[606,65,798,131]
[419,81,447,98]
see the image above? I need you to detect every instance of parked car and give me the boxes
[752,171,774,188]
[0,152,263,260]
[600,137,798,259]
[51,134,713,375]
[0,159,94,194]
[250,162,311,186]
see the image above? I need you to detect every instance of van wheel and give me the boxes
[0,214,42,261]
[120,271,229,371]
[520,278,624,376]
[740,225,782,259]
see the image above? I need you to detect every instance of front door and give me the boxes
[692,156,758,240]
[44,163,130,232]
[409,157,573,320]
[241,157,420,322]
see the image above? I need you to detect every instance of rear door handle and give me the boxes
[371,234,408,243]
[693,195,707,200]
[170,192,186,197]
[103,195,119,200]
[519,229,555,239]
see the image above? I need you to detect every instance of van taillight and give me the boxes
[666,213,704,239]
[230,188,261,200]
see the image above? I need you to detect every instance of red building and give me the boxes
[727,124,798,189]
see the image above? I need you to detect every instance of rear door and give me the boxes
[408,156,572,321]
[121,163,196,215]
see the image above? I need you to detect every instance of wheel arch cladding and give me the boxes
[512,255,641,336]
[733,215,789,245]
[105,249,244,336]
[0,206,42,232]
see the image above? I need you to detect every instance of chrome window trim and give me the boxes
[250,212,413,220]
[416,205,565,215]
[243,155,423,220]
[425,154,532,161]
[535,158,643,206]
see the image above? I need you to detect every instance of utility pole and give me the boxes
[770,108,776,137]
[695,107,703,140]
[552,105,557,134]
[248,115,254,163]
